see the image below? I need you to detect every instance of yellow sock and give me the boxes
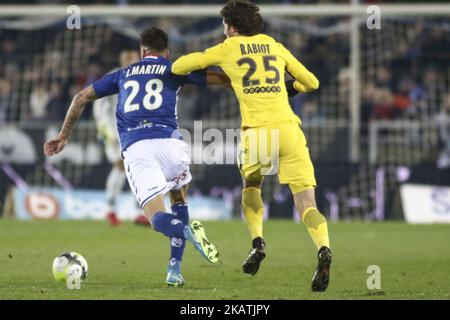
[302,207,330,249]
[242,187,264,240]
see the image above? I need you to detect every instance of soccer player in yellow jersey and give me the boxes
[172,0,332,292]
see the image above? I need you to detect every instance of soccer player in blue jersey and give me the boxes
[44,27,229,287]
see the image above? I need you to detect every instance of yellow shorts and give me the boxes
[238,120,316,194]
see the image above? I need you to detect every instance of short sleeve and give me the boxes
[92,70,121,98]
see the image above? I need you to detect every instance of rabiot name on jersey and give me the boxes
[240,43,271,55]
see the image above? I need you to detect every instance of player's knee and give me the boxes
[292,188,317,215]
[143,196,166,227]
[302,208,326,228]
[302,199,317,211]
[149,212,164,231]
[169,188,187,206]
[147,213,157,229]
[298,202,317,217]
[243,179,263,189]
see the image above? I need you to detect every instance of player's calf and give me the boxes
[144,199,219,264]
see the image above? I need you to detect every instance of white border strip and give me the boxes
[1,4,450,17]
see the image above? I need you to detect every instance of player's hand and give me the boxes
[285,80,299,98]
[43,134,68,157]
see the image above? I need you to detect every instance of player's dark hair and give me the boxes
[220,0,263,36]
[140,26,168,52]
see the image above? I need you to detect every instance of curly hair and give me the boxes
[140,26,168,52]
[220,0,263,36]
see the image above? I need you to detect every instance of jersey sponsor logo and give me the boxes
[126,120,169,132]
[243,85,281,94]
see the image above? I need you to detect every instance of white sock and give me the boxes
[106,166,126,212]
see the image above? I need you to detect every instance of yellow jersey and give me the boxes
[172,33,319,128]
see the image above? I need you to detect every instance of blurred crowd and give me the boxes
[0,27,115,123]
[0,16,449,130]
[361,24,450,124]
[286,20,450,127]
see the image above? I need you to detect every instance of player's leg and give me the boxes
[165,186,189,287]
[279,121,332,292]
[143,194,187,240]
[155,138,219,265]
[123,139,219,266]
[125,151,183,240]
[138,179,219,267]
[241,177,267,276]
[142,192,204,279]
[169,185,189,226]
[292,188,330,250]
[105,153,126,226]
[242,178,264,243]
[239,127,267,275]
[292,188,331,292]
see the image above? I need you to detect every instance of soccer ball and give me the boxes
[52,252,88,283]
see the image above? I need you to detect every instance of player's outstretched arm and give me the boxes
[206,70,231,89]
[172,43,227,76]
[43,85,97,157]
[280,44,319,94]
[292,77,319,94]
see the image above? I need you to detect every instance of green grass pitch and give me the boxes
[0,219,449,299]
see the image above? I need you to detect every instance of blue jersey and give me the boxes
[92,56,206,151]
